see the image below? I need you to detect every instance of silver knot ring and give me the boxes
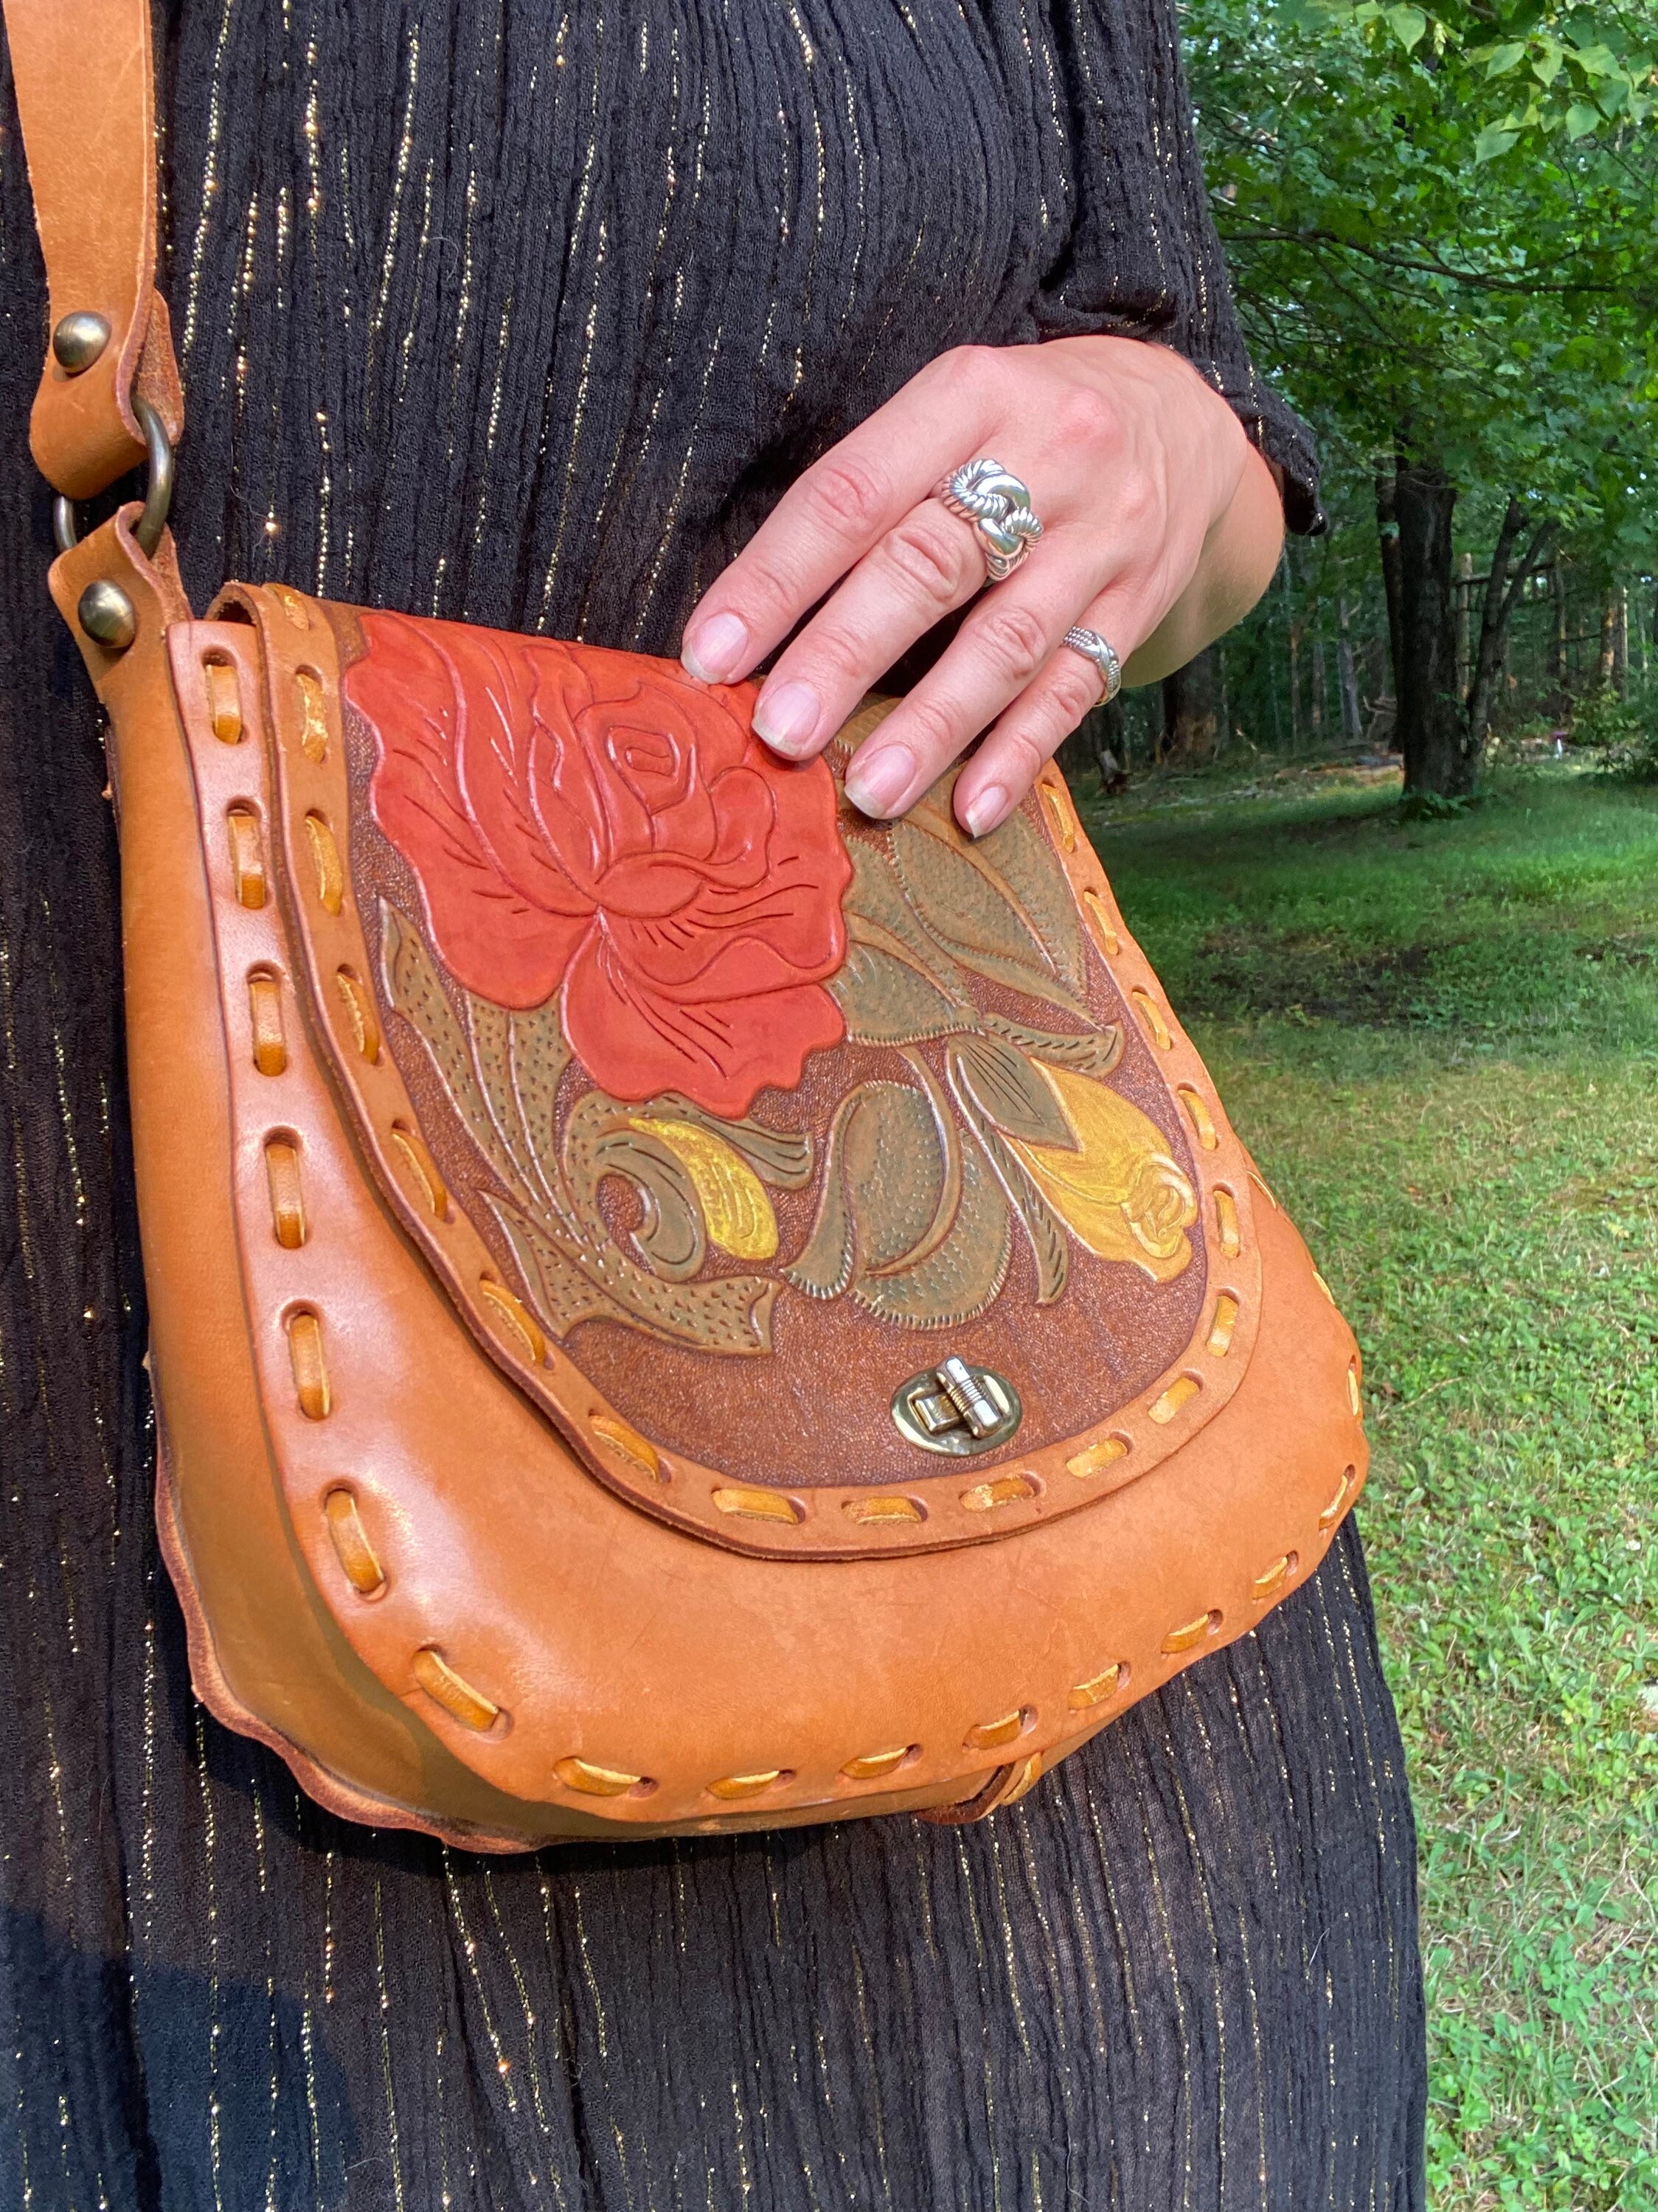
[936,457,1043,582]
[1062,626,1123,704]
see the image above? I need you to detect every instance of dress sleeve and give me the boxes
[1036,0,1322,534]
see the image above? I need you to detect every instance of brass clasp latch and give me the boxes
[891,1357,1022,1456]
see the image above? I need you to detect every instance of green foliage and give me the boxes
[1303,0,1656,146]
[1186,0,1658,492]
[1174,0,1658,785]
[1570,681,1645,748]
[1081,762,1658,2209]
[1611,740,1658,784]
[1558,681,1658,783]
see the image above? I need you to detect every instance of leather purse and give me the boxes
[7,0,1367,1848]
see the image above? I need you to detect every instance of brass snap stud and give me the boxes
[77,580,136,650]
[52,311,111,374]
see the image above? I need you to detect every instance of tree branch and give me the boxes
[1218,217,1642,302]
[1499,521,1557,633]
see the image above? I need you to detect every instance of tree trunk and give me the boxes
[1455,549,1474,699]
[1466,496,1550,757]
[1160,647,1219,759]
[1614,586,1629,690]
[1375,467,1406,703]
[1311,625,1326,738]
[1362,634,1392,744]
[1096,694,1128,789]
[1598,596,1618,690]
[1288,624,1303,748]
[1550,560,1569,701]
[1058,696,1128,791]
[1286,555,1303,754]
[1336,597,1364,743]
[1269,543,1300,751]
[1390,455,1467,796]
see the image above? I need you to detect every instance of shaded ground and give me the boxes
[1077,761,1658,2212]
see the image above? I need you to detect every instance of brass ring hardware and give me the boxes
[891,1356,1022,1456]
[52,394,174,560]
[51,311,111,374]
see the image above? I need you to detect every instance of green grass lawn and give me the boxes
[1077,759,1658,2212]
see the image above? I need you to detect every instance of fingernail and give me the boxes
[961,783,1009,838]
[752,680,822,757]
[681,611,749,684]
[844,744,915,819]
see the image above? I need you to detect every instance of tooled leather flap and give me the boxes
[194,585,1263,1561]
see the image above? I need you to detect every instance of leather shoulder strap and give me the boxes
[4,0,182,498]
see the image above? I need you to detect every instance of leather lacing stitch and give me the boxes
[219,626,513,1745]
[221,655,1366,1799]
[547,1444,1361,1797]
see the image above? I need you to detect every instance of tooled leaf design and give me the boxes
[584,1123,709,1281]
[888,818,1090,1020]
[858,1051,965,1282]
[505,998,571,1203]
[560,1091,780,1341]
[499,1091,779,1345]
[381,903,527,1200]
[784,1077,954,1302]
[484,1192,622,1340]
[831,837,974,1047]
[949,1032,1075,1149]
[468,993,557,1211]
[783,1082,935,1302]
[840,1079,952,1275]
[485,1189,776,1354]
[1005,1062,1197,1287]
[624,1117,780,1262]
[948,1041,1071,1307]
[853,1129,1009,1329]
[781,1093,859,1302]
[843,833,965,978]
[980,1012,1124,1077]
[909,776,1087,998]
[638,1098,814,1190]
[781,1065,1010,1327]
[830,939,969,1046]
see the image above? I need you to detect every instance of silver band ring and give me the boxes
[1063,626,1123,704]
[936,457,1044,582]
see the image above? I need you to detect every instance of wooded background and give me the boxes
[1097,0,1657,799]
[1080,16,1658,2197]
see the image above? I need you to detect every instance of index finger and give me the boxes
[679,347,1006,686]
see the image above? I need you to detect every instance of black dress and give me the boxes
[0,4,1425,2206]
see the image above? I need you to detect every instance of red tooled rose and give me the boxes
[345,611,850,1119]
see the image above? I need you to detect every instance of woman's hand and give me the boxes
[679,335,1284,834]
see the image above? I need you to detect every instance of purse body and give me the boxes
[21,0,1366,1850]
